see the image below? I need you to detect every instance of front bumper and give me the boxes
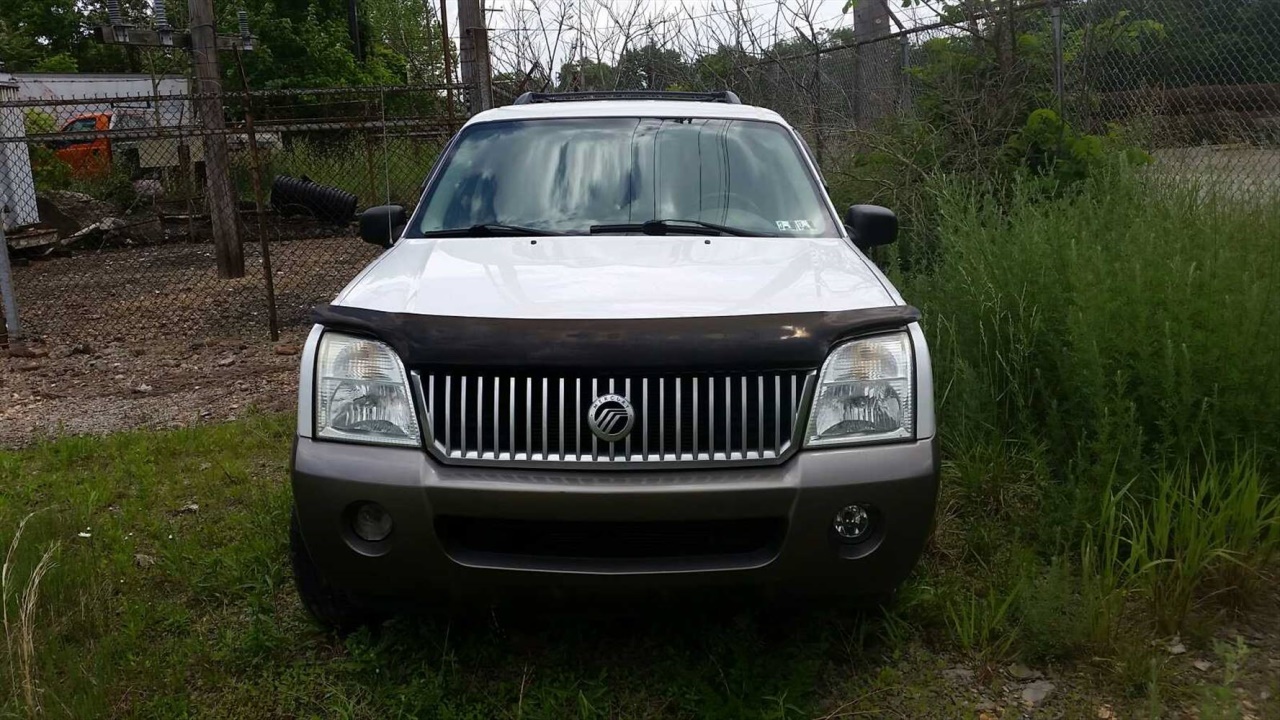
[291,435,939,601]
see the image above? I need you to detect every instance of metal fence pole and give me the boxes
[235,47,280,341]
[0,208,20,341]
[813,48,824,167]
[900,33,912,115]
[1051,0,1065,113]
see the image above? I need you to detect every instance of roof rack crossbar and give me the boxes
[512,90,742,105]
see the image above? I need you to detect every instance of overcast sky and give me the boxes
[433,0,942,77]
[435,1,933,53]
[443,0,855,37]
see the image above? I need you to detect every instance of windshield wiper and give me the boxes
[419,224,565,238]
[589,219,769,237]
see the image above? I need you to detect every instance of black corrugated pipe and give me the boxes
[270,175,359,225]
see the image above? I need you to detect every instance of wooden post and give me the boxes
[0,208,20,342]
[436,0,456,121]
[235,47,279,340]
[189,0,244,278]
[853,0,894,126]
[457,0,493,113]
[1051,0,1065,112]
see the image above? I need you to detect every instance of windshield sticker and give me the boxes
[776,220,813,232]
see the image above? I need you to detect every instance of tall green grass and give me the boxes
[242,135,444,209]
[902,170,1280,508]
[901,169,1280,646]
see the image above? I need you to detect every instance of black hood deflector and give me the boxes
[311,304,921,372]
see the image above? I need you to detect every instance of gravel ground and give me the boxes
[1,330,308,447]
[2,235,381,447]
[1151,145,1280,200]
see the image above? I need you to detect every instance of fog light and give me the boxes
[833,504,872,541]
[352,502,393,542]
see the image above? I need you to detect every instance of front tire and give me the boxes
[289,507,381,633]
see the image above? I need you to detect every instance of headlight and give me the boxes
[805,332,914,447]
[315,332,421,447]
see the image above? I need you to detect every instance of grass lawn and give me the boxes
[1,414,1276,719]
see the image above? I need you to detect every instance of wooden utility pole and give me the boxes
[347,0,364,61]
[189,0,244,278]
[97,0,250,278]
[436,0,456,120]
[853,0,895,126]
[457,0,493,113]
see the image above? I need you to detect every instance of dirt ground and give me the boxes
[2,236,381,447]
[0,328,308,446]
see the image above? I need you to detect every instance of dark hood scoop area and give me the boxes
[311,304,922,372]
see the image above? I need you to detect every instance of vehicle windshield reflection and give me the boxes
[411,117,836,238]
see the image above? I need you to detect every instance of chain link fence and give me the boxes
[730,0,1278,199]
[1,83,467,345]
[3,0,1277,348]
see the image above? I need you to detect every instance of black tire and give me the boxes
[289,507,381,633]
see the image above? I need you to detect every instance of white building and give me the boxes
[0,73,38,231]
[0,72,193,232]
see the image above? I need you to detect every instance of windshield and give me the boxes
[411,117,837,238]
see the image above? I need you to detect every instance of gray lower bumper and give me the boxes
[290,435,939,601]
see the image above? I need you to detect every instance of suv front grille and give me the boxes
[415,371,814,466]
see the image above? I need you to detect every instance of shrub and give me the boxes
[23,110,73,190]
[1005,109,1152,192]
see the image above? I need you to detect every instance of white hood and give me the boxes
[334,235,898,319]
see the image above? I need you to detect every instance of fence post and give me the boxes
[813,47,824,167]
[190,0,246,279]
[0,208,19,342]
[1051,0,1065,112]
[235,48,279,341]
[458,0,493,112]
[899,33,912,115]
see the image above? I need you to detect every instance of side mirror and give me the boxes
[359,205,407,248]
[845,204,898,249]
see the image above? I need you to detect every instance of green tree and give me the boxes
[556,59,617,91]
[361,0,448,84]
[614,43,688,90]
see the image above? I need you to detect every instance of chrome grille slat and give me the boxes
[422,370,813,467]
[757,374,765,459]
[774,375,781,455]
[708,376,715,458]
[460,376,468,456]
[624,378,632,459]
[642,378,649,460]
[675,377,682,459]
[541,377,549,460]
[692,377,699,459]
[659,377,666,459]
[591,378,599,460]
[444,375,452,450]
[724,376,731,458]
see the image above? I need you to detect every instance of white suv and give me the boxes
[289,91,938,629]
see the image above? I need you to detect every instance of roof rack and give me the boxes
[512,90,742,105]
